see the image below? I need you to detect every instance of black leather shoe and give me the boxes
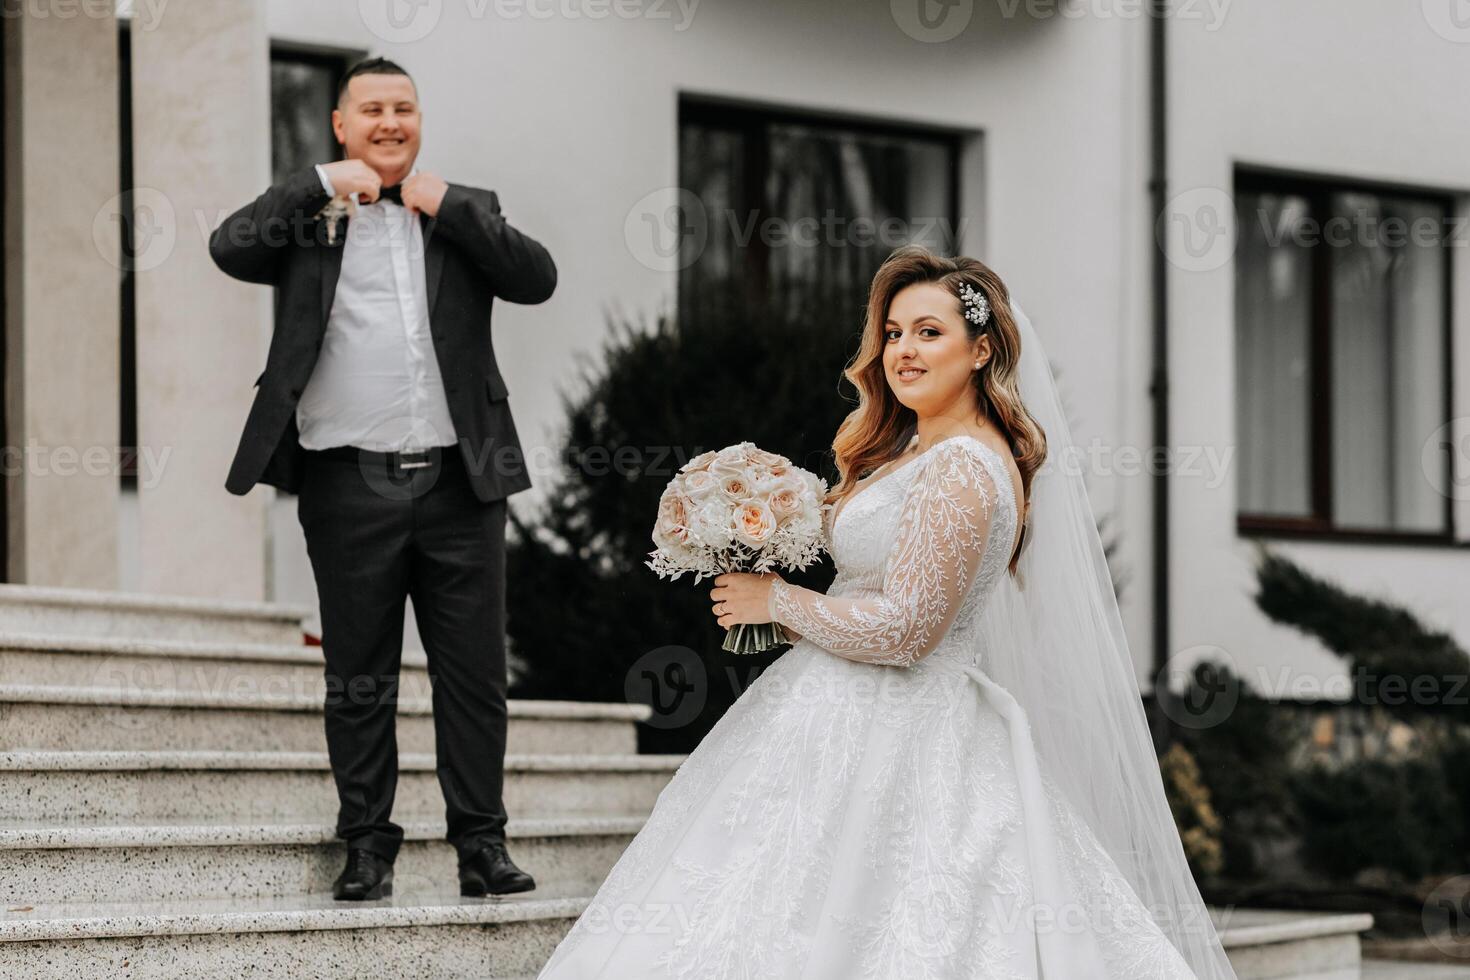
[333,848,394,901]
[459,841,536,896]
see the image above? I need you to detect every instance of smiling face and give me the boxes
[882,281,991,417]
[332,72,421,184]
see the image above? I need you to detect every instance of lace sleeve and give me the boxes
[767,440,998,667]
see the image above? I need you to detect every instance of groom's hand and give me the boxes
[401,172,448,217]
[319,159,382,202]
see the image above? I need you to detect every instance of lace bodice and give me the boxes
[769,435,1018,668]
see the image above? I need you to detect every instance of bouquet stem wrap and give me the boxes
[721,621,783,655]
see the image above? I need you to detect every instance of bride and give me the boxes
[537,246,1238,979]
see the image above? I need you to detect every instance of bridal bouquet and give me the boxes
[646,442,829,654]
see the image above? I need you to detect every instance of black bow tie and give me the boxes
[376,184,404,206]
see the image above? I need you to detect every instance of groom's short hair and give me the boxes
[337,57,415,104]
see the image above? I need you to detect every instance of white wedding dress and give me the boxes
[538,435,1199,979]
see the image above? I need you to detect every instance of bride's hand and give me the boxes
[710,572,782,629]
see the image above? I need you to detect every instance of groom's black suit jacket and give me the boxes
[209,167,557,503]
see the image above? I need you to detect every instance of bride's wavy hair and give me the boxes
[828,245,1046,574]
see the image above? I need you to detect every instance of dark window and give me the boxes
[0,13,7,574]
[259,45,358,500]
[677,98,963,319]
[1235,170,1454,540]
[270,44,357,183]
[119,24,136,484]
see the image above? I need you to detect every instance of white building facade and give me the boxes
[4,0,1467,696]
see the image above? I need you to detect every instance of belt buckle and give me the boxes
[396,449,432,471]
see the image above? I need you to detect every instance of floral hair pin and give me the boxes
[959,282,991,327]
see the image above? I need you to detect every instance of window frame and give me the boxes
[268,41,363,180]
[676,94,965,304]
[1233,166,1457,546]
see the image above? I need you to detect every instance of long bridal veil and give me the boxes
[973,301,1239,980]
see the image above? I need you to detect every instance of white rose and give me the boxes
[714,444,747,466]
[749,472,786,497]
[747,447,785,469]
[690,499,736,550]
[708,457,744,479]
[680,450,717,473]
[682,468,720,500]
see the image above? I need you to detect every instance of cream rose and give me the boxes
[714,444,748,466]
[653,492,691,548]
[769,486,802,521]
[747,448,784,468]
[733,501,776,548]
[720,470,756,500]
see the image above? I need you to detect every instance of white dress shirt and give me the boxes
[296,165,458,452]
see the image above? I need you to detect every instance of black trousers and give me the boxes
[296,445,509,864]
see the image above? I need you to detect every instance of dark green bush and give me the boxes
[504,288,861,753]
[1291,750,1466,880]
[1253,549,1469,723]
[1175,662,1299,879]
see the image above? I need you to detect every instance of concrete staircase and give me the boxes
[0,584,1376,978]
[0,584,677,978]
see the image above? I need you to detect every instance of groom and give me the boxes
[209,57,556,900]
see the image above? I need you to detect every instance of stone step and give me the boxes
[0,685,648,755]
[0,631,435,700]
[1215,907,1376,980]
[0,815,643,905]
[0,892,583,978]
[0,895,1375,980]
[1361,963,1470,978]
[0,750,683,823]
[0,584,309,646]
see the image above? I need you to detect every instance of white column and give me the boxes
[2,6,121,589]
[130,0,271,600]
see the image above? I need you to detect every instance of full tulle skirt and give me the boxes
[538,640,1197,979]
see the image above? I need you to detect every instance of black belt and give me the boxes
[310,445,460,473]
